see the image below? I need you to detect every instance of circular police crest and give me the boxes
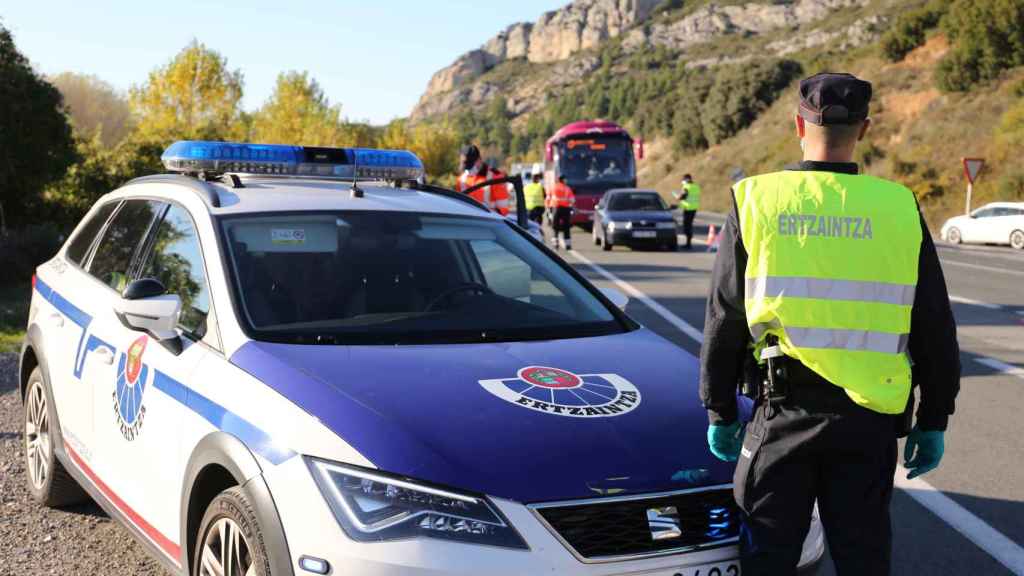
[113,335,150,441]
[480,366,640,418]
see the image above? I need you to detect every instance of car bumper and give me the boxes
[264,458,825,575]
[608,229,677,245]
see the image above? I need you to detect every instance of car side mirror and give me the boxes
[115,278,182,341]
[600,287,629,311]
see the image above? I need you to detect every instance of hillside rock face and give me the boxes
[412,0,875,120]
[413,0,659,119]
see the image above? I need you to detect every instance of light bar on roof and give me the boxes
[160,140,425,181]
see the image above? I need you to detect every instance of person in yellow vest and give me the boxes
[699,73,960,575]
[524,169,546,226]
[548,175,575,250]
[674,173,701,249]
[455,144,511,215]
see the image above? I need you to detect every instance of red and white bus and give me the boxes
[544,120,643,228]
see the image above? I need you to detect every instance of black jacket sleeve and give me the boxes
[699,197,749,425]
[908,214,961,431]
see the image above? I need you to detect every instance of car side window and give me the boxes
[65,201,119,266]
[87,200,165,293]
[140,204,211,337]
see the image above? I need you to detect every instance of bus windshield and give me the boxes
[558,137,634,186]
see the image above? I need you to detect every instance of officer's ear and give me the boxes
[795,114,806,139]
[857,118,871,141]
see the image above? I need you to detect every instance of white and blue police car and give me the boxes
[20,141,823,576]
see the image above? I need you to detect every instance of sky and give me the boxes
[1,0,566,125]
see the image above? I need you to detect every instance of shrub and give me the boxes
[880,1,948,62]
[935,0,1024,92]
[0,224,65,287]
[699,60,802,145]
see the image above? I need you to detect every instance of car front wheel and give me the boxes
[195,486,273,576]
[1010,229,1024,250]
[23,367,87,507]
[947,227,962,245]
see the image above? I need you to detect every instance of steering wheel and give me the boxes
[425,283,494,311]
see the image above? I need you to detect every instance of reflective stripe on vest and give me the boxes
[735,170,922,414]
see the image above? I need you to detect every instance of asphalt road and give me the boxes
[565,214,1024,576]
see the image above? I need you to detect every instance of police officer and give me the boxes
[699,73,960,575]
[548,175,575,250]
[674,174,701,249]
[455,144,511,215]
[524,168,546,226]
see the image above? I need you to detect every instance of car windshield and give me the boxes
[608,193,666,212]
[558,137,634,186]
[220,212,626,344]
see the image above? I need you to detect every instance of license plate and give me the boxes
[633,230,657,238]
[659,561,739,576]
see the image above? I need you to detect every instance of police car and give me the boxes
[20,141,824,576]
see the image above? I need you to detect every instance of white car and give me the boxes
[941,202,1024,249]
[20,141,824,576]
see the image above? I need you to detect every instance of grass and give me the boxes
[0,281,30,354]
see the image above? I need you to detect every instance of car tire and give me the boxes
[592,224,600,245]
[23,367,88,507]
[193,486,273,576]
[665,240,678,252]
[947,227,962,245]
[602,232,612,252]
[1011,229,1024,250]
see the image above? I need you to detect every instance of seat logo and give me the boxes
[479,366,641,418]
[647,506,682,541]
[113,335,150,441]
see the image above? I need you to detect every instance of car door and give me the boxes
[84,201,215,565]
[990,207,1016,244]
[39,200,121,457]
[965,207,994,243]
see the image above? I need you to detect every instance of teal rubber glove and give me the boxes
[707,421,744,462]
[904,426,945,479]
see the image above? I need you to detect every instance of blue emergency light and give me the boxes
[161,140,425,181]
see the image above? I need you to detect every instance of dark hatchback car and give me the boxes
[593,189,678,251]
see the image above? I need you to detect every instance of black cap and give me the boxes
[460,144,480,162]
[798,72,872,126]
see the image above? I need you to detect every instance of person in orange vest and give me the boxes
[455,144,510,215]
[548,175,576,250]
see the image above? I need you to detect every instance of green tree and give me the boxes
[251,71,348,146]
[879,0,949,62]
[50,72,133,147]
[130,40,245,142]
[700,60,801,145]
[0,24,76,227]
[378,120,460,181]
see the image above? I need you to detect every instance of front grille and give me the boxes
[534,487,740,561]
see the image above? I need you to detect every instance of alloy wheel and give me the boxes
[947,227,961,245]
[24,380,50,491]
[200,518,255,576]
[1011,230,1024,250]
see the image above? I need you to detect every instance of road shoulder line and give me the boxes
[568,250,705,344]
[975,357,1024,381]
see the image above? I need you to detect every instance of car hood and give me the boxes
[607,210,675,222]
[230,329,734,503]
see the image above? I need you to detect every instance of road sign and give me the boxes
[961,157,985,215]
[962,157,984,184]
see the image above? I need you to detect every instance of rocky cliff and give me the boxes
[411,0,882,121]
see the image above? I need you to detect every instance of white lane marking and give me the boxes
[572,248,1024,572]
[568,250,705,344]
[975,357,1024,381]
[942,258,1024,277]
[896,467,1024,575]
[949,295,1003,310]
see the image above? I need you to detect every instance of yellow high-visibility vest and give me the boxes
[734,170,922,414]
[524,182,545,210]
[680,182,701,210]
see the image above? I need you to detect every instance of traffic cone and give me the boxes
[707,224,720,252]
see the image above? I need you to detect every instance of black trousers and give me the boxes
[682,209,697,245]
[735,366,898,576]
[528,206,545,225]
[553,207,573,240]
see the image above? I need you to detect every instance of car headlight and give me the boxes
[656,222,677,229]
[607,221,618,231]
[306,458,528,549]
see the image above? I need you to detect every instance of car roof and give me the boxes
[606,188,659,195]
[119,175,498,219]
[982,201,1024,208]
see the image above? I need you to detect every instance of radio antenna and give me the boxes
[350,151,363,198]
